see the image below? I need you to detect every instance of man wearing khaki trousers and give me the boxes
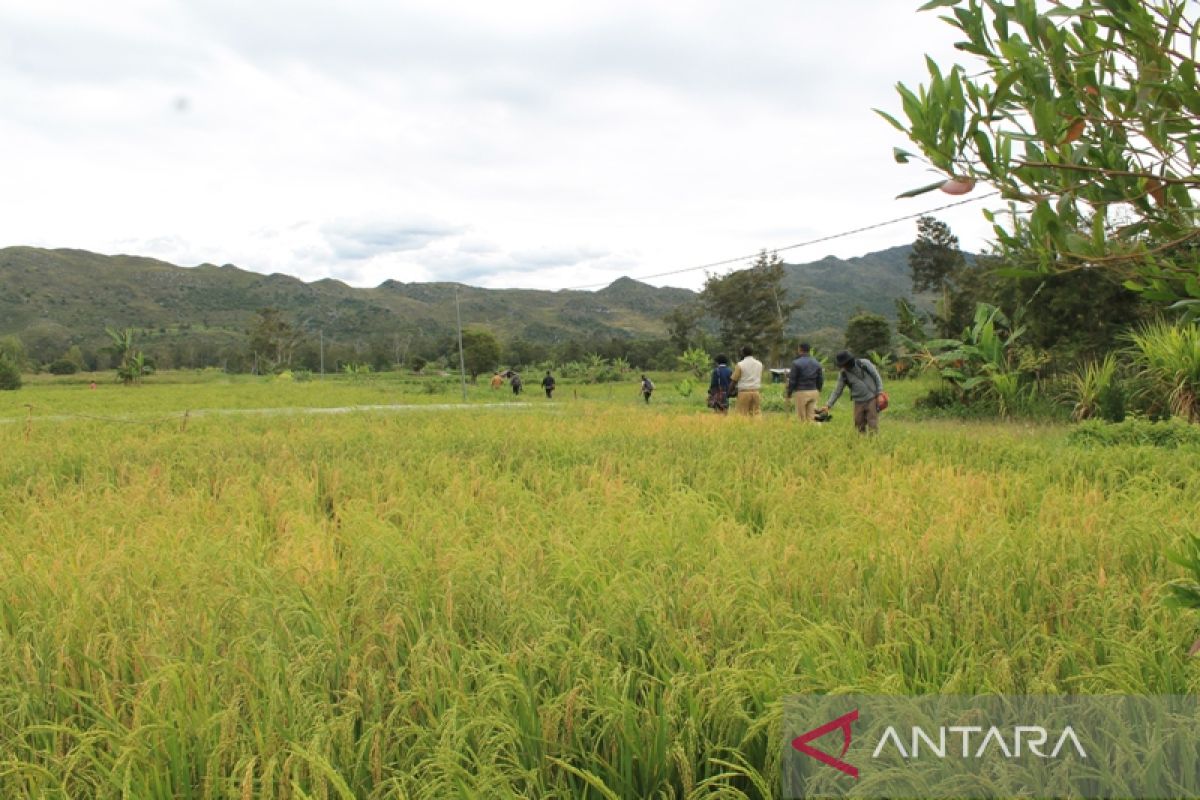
[785,342,824,422]
[730,345,764,416]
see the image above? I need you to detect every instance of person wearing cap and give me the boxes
[785,342,824,422]
[820,351,884,433]
[729,345,764,417]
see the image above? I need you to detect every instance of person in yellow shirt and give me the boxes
[729,345,764,417]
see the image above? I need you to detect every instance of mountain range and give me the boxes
[0,244,924,365]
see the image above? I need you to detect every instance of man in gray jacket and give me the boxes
[785,342,824,422]
[820,351,884,433]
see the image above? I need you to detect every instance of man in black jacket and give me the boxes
[786,343,824,422]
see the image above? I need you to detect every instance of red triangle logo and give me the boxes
[791,708,859,780]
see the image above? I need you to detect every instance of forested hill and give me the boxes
[0,244,926,365]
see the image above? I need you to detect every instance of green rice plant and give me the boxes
[1166,533,1200,657]
[1068,418,1200,448]
[1,380,1198,796]
[1129,320,1200,423]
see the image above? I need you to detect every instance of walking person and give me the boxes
[541,371,556,399]
[820,351,884,433]
[640,374,654,404]
[786,342,824,422]
[707,354,734,415]
[490,372,503,390]
[730,345,763,417]
[510,372,523,396]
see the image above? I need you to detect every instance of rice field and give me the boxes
[1,374,1198,798]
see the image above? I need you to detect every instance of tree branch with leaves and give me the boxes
[882,0,1200,315]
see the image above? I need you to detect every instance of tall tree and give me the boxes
[247,308,300,374]
[910,216,975,337]
[845,312,893,357]
[663,302,705,353]
[880,0,1200,317]
[700,249,802,366]
[459,328,501,380]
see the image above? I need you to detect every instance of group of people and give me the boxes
[490,370,559,399]
[488,346,884,433]
[707,344,885,433]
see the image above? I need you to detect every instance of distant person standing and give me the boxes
[490,372,503,390]
[542,371,556,399]
[707,354,733,414]
[640,374,654,404]
[820,351,884,434]
[786,342,824,423]
[510,372,523,396]
[730,346,763,417]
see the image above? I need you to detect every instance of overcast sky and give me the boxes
[0,1,1003,292]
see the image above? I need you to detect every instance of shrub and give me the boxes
[0,359,20,390]
[47,358,79,375]
[1129,321,1200,423]
[1059,354,1120,421]
[1098,382,1127,423]
[914,386,958,410]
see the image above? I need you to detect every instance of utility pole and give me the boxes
[454,286,468,403]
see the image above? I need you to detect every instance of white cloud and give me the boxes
[0,0,999,293]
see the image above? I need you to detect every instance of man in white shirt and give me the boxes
[729,345,764,417]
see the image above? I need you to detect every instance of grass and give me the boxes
[1,372,1198,797]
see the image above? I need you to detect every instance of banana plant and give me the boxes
[916,303,1034,412]
[106,327,154,385]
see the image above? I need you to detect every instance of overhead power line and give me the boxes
[562,192,1001,291]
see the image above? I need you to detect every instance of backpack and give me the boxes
[643,378,654,392]
[852,360,885,409]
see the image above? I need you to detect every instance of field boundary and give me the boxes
[0,401,536,426]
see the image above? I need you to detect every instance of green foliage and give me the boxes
[1166,534,1200,643]
[663,302,706,353]
[987,266,1151,360]
[910,216,966,293]
[1068,418,1200,448]
[845,313,892,357]
[700,249,802,365]
[895,297,927,343]
[106,328,154,386]
[913,303,1046,416]
[409,355,427,374]
[675,347,711,379]
[340,362,373,377]
[674,378,694,397]
[0,358,21,390]
[914,385,959,410]
[458,328,501,380]
[247,308,299,374]
[1059,354,1121,421]
[1128,320,1200,422]
[0,335,29,372]
[908,217,990,338]
[1098,381,1128,424]
[47,358,79,375]
[883,0,1200,315]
